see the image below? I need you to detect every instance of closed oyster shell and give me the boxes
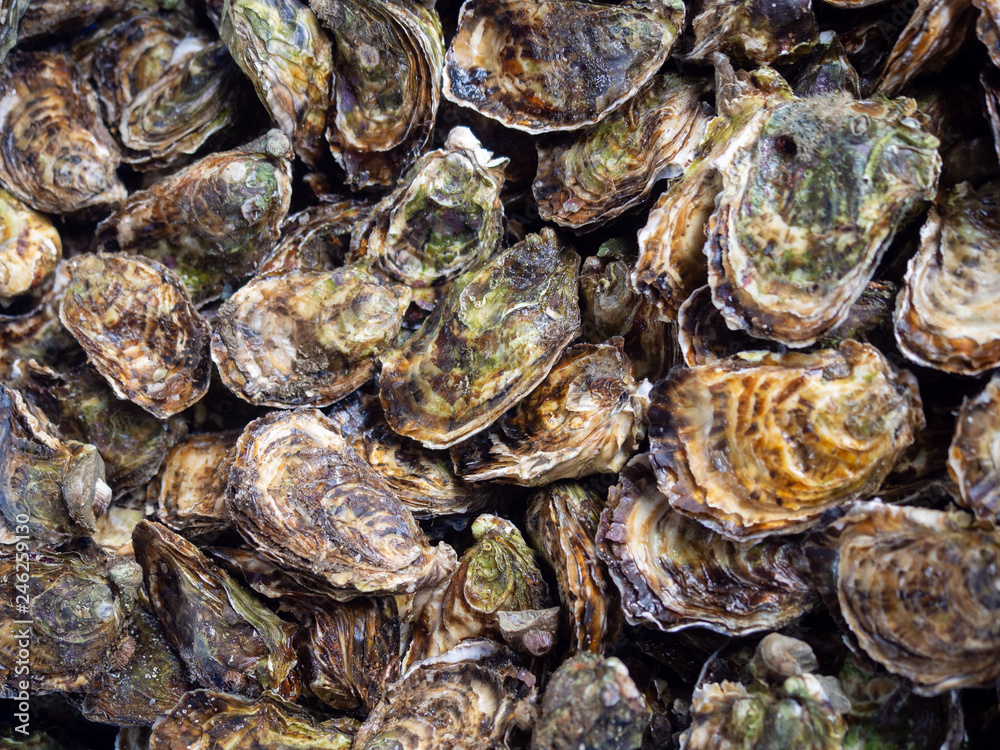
[0,188,61,304]
[149,690,352,750]
[597,456,816,634]
[526,482,621,654]
[818,500,1000,695]
[648,342,924,541]
[59,254,211,419]
[259,199,370,274]
[707,93,940,347]
[533,73,711,230]
[212,267,410,408]
[97,129,293,306]
[949,375,1000,527]
[220,0,332,166]
[894,181,1000,375]
[0,51,126,217]
[227,408,457,598]
[450,340,648,486]
[132,519,301,700]
[380,228,581,449]
[444,0,685,133]
[353,640,535,750]
[686,0,819,66]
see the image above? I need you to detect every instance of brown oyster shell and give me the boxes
[647,342,924,541]
[686,0,819,66]
[259,199,371,274]
[59,254,211,419]
[227,408,457,598]
[17,0,124,42]
[949,375,1000,527]
[0,188,60,304]
[977,0,1000,68]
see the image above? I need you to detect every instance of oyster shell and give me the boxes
[793,31,861,98]
[259,199,370,274]
[220,0,332,166]
[451,340,648,486]
[59,254,211,419]
[0,0,28,64]
[597,456,816,634]
[533,73,711,230]
[227,408,457,597]
[0,51,126,216]
[380,228,581,449]
[707,93,940,347]
[949,375,1000,527]
[686,0,819,66]
[976,0,1000,68]
[96,129,293,306]
[92,505,145,558]
[349,126,507,310]
[647,342,924,540]
[132,519,301,700]
[211,267,410,408]
[149,690,352,750]
[526,482,621,654]
[531,654,648,750]
[0,188,61,305]
[0,550,141,695]
[444,0,685,133]
[16,0,124,42]
[817,500,1000,695]
[894,181,1000,375]
[353,640,535,750]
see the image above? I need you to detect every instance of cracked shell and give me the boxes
[380,228,581,449]
[648,342,924,541]
[444,0,685,134]
[949,375,1000,527]
[894,181,1000,375]
[227,408,457,598]
[59,254,211,419]
[0,188,61,305]
[686,0,819,66]
[212,267,410,408]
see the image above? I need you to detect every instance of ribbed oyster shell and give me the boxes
[451,340,648,486]
[380,228,581,449]
[259,199,370,274]
[220,0,332,166]
[597,456,816,634]
[818,501,1000,695]
[526,482,621,654]
[444,0,685,133]
[686,0,819,66]
[0,51,126,216]
[96,129,293,306]
[211,267,410,408]
[949,375,1000,527]
[533,73,710,230]
[0,188,60,304]
[59,254,211,419]
[647,342,924,540]
[227,408,457,597]
[894,181,1000,375]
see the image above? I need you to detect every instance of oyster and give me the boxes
[894,181,1000,375]
[526,482,620,654]
[309,0,445,187]
[147,431,238,537]
[97,129,293,305]
[149,690,352,750]
[707,92,940,347]
[0,0,28,64]
[817,500,1000,695]
[132,520,300,700]
[451,340,648,486]
[227,408,457,597]
[349,126,507,310]
[302,598,401,712]
[353,640,535,749]
[211,267,410,408]
[0,51,126,216]
[531,654,648,750]
[92,505,145,558]
[16,0,124,42]
[647,342,923,540]
[0,550,141,694]
[686,0,818,66]
[0,189,61,305]
[533,73,710,230]
[597,456,816,634]
[950,375,1000,527]
[408,514,550,663]
[444,0,685,133]
[380,228,581,449]
[58,254,211,419]
[220,0,332,166]
[259,199,370,274]
[793,31,861,99]
[977,0,1000,68]
[0,384,110,547]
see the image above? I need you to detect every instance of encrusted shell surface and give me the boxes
[949,375,1000,527]
[0,188,61,304]
[380,228,581,449]
[647,342,924,540]
[59,254,211,419]
[444,0,685,133]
